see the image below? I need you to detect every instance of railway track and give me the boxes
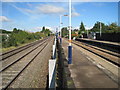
[71,40,120,67]
[0,38,48,61]
[1,37,52,89]
[76,38,120,53]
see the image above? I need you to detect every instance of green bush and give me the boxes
[2,28,52,48]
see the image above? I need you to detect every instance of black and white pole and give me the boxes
[68,0,72,64]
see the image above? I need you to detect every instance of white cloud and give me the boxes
[23,9,32,13]
[10,3,79,18]
[45,26,54,31]
[29,26,54,32]
[36,4,66,14]
[25,4,67,15]
[0,16,11,22]
[73,26,93,30]
[11,4,67,16]
[34,27,42,31]
[71,7,80,17]
[72,26,79,30]
[11,4,31,16]
[72,12,80,17]
[85,26,93,30]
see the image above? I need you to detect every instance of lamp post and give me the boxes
[100,22,102,37]
[68,0,72,64]
[59,15,62,44]
[60,15,62,38]
[59,15,68,44]
[87,29,88,38]
[85,25,88,38]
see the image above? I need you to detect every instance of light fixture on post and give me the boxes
[59,14,68,44]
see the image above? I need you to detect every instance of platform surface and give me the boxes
[78,38,120,46]
[62,38,118,88]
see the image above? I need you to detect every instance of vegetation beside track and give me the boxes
[0,26,52,52]
[61,21,120,38]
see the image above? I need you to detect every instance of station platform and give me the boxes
[62,38,118,88]
[77,38,120,46]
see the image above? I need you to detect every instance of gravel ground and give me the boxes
[9,37,53,88]
[62,38,118,88]
[2,40,47,69]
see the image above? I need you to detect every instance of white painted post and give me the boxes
[100,22,102,37]
[60,15,62,38]
[49,59,56,88]
[69,0,72,46]
[68,0,72,64]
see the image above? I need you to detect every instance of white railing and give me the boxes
[49,36,57,88]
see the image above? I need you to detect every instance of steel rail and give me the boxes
[2,42,49,90]
[72,41,120,67]
[0,40,47,72]
[0,38,48,61]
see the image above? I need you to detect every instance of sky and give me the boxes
[0,1,119,32]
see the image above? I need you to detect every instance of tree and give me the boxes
[61,27,68,37]
[2,27,53,48]
[90,22,120,33]
[108,23,118,31]
[13,28,18,33]
[78,22,85,34]
[41,27,52,36]
[41,26,45,32]
[91,21,106,33]
[91,21,100,32]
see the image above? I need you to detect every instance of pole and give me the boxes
[68,0,72,64]
[87,29,88,38]
[100,22,102,37]
[69,0,72,46]
[60,15,62,37]
[60,15,62,44]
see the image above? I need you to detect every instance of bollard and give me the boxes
[68,45,72,64]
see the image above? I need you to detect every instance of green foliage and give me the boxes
[0,29,12,34]
[2,34,18,48]
[2,28,51,48]
[41,26,52,36]
[91,21,101,32]
[78,22,85,34]
[76,21,120,38]
[42,26,45,32]
[91,22,120,33]
[61,27,68,37]
[2,35,7,42]
[108,23,118,30]
[91,21,106,32]
[13,28,18,33]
